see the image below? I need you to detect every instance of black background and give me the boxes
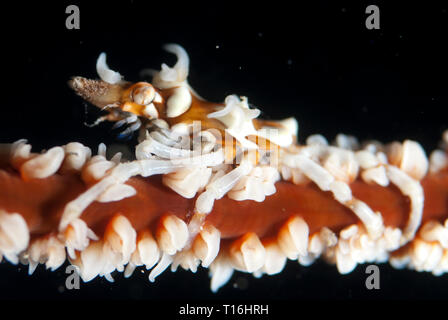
[0,0,448,305]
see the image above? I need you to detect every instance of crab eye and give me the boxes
[132,84,155,105]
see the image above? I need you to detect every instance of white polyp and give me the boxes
[106,215,137,264]
[207,99,236,119]
[387,142,403,166]
[192,224,220,267]
[169,122,191,138]
[96,52,123,84]
[422,243,443,272]
[329,180,352,203]
[207,95,261,150]
[322,148,359,183]
[298,144,324,161]
[97,143,107,157]
[335,134,359,150]
[151,44,190,89]
[42,237,66,271]
[169,149,225,167]
[362,141,381,154]
[411,240,429,270]
[308,227,337,257]
[308,234,324,257]
[209,259,234,293]
[340,225,359,240]
[411,239,443,272]
[277,216,309,259]
[0,210,30,264]
[399,140,429,181]
[150,129,179,147]
[10,139,32,169]
[136,134,192,159]
[306,134,328,146]
[361,166,389,186]
[429,150,448,173]
[284,154,334,191]
[254,117,298,149]
[382,227,402,251]
[166,86,192,118]
[81,156,116,183]
[389,253,411,269]
[148,252,173,282]
[124,261,136,278]
[195,192,216,215]
[347,200,384,239]
[154,92,163,103]
[20,146,65,179]
[336,247,357,274]
[75,241,105,282]
[163,44,189,78]
[433,251,448,275]
[419,221,448,249]
[320,227,338,247]
[195,160,253,214]
[286,167,309,185]
[104,273,115,282]
[280,166,291,181]
[110,151,122,164]
[157,215,189,255]
[256,120,295,148]
[386,165,424,244]
[388,140,429,181]
[62,142,92,172]
[299,253,319,266]
[97,183,137,203]
[334,224,389,274]
[27,236,66,274]
[163,167,212,198]
[64,218,98,259]
[279,117,299,137]
[262,242,287,275]
[136,127,224,163]
[228,166,280,202]
[171,250,200,273]
[355,150,379,169]
[99,242,125,277]
[230,233,266,272]
[376,151,388,164]
[137,231,160,270]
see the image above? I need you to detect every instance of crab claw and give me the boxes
[68,76,129,109]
